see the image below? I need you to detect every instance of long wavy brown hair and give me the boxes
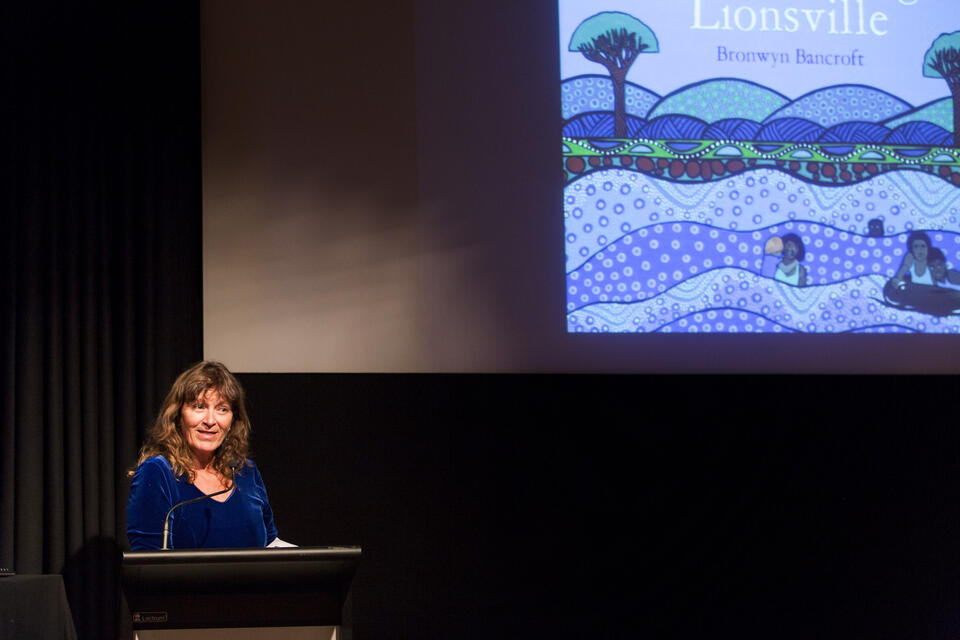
[131,361,252,484]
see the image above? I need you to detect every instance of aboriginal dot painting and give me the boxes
[561,2,960,333]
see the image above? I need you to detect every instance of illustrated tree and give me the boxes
[924,30,960,147]
[569,12,658,138]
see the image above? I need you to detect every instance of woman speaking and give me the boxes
[127,361,287,550]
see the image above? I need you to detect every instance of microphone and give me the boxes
[160,459,242,550]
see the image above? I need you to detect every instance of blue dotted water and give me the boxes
[565,168,960,333]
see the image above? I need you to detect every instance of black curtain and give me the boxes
[0,4,201,638]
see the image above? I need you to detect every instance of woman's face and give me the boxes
[911,239,928,262]
[180,388,233,463]
[782,240,799,263]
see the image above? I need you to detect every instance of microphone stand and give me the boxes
[161,460,241,550]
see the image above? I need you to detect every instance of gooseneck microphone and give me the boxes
[160,459,241,550]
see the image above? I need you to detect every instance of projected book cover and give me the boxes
[561,1,960,333]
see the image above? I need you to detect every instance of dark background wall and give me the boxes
[243,373,960,639]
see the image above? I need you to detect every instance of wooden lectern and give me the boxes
[122,546,361,640]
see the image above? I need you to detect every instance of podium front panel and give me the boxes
[123,547,360,631]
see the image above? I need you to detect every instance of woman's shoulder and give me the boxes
[134,455,175,478]
[237,458,260,476]
[142,455,172,468]
[235,458,269,488]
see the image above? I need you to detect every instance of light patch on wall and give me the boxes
[203,186,422,372]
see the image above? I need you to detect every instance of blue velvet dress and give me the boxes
[127,456,278,550]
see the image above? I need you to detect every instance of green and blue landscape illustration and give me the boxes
[563,11,960,333]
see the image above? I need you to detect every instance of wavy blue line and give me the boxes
[649,306,800,334]
[843,323,919,334]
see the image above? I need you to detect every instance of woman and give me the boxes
[928,247,960,289]
[127,361,287,550]
[890,231,932,287]
[774,233,807,287]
